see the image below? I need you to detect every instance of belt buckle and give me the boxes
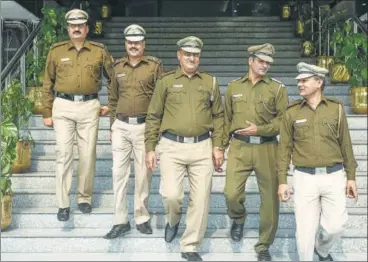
[183,137,195,143]
[315,167,327,174]
[128,117,138,124]
[74,95,84,101]
[249,136,261,144]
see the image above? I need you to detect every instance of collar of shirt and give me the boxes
[241,73,271,84]
[300,95,329,109]
[120,56,149,67]
[174,66,202,79]
[67,40,92,51]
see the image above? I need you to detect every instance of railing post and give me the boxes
[20,53,26,94]
[318,6,321,56]
[311,0,314,42]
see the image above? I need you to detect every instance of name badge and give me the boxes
[295,119,307,124]
[232,94,243,98]
[117,73,126,78]
[172,84,183,88]
[61,58,70,62]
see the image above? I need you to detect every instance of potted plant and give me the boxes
[331,20,368,114]
[1,79,35,173]
[26,6,68,114]
[1,119,18,230]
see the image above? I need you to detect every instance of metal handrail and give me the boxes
[0,20,42,84]
[351,14,368,35]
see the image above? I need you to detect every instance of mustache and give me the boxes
[129,48,138,51]
[73,31,81,34]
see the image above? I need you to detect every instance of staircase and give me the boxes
[1,16,367,261]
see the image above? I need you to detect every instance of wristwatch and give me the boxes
[214,146,225,151]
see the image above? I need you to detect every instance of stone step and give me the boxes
[27,126,366,142]
[10,172,368,191]
[11,188,367,209]
[28,154,368,173]
[9,207,367,230]
[1,228,366,253]
[101,38,302,45]
[108,56,313,65]
[31,139,367,156]
[106,45,301,52]
[2,252,367,261]
[28,115,367,130]
[109,16,285,22]
[106,27,295,33]
[105,32,297,39]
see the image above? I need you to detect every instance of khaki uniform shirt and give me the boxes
[277,96,357,184]
[223,74,289,147]
[108,56,164,126]
[42,40,114,118]
[145,67,224,152]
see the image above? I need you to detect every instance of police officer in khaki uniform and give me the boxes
[103,24,164,239]
[145,36,224,261]
[277,62,358,261]
[42,9,114,221]
[223,43,289,261]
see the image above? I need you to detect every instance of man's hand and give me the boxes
[43,117,53,128]
[145,151,157,172]
[234,121,258,136]
[100,106,110,116]
[212,147,224,169]
[278,184,291,202]
[346,180,358,201]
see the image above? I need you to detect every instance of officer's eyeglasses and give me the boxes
[182,51,200,58]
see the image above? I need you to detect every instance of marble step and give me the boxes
[9,207,367,230]
[1,228,366,253]
[11,188,367,209]
[109,16,286,22]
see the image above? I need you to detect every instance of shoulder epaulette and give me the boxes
[287,99,303,109]
[201,71,215,77]
[326,97,343,104]
[158,70,175,79]
[89,41,105,48]
[113,57,127,66]
[50,41,68,50]
[146,56,162,64]
[271,77,283,84]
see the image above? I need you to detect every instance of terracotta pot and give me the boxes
[1,194,12,231]
[300,40,313,57]
[11,140,32,173]
[350,87,368,114]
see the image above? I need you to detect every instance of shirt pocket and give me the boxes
[321,118,339,138]
[256,95,277,116]
[85,60,102,82]
[232,96,246,113]
[57,60,73,77]
[167,87,186,104]
[197,86,211,109]
[293,122,310,140]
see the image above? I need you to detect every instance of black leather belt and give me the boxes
[162,131,210,143]
[117,114,146,124]
[56,92,98,102]
[295,163,343,175]
[233,134,277,144]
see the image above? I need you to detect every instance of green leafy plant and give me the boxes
[0,119,18,198]
[1,79,34,139]
[331,20,368,87]
[26,6,68,87]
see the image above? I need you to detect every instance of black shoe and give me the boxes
[57,207,70,221]
[257,250,271,261]
[314,248,334,261]
[181,252,202,261]
[230,221,244,242]
[164,222,179,242]
[103,223,131,239]
[136,221,153,235]
[78,203,92,213]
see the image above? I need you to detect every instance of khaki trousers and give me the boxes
[158,137,214,252]
[52,97,100,208]
[293,169,348,261]
[224,139,279,253]
[111,119,151,225]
